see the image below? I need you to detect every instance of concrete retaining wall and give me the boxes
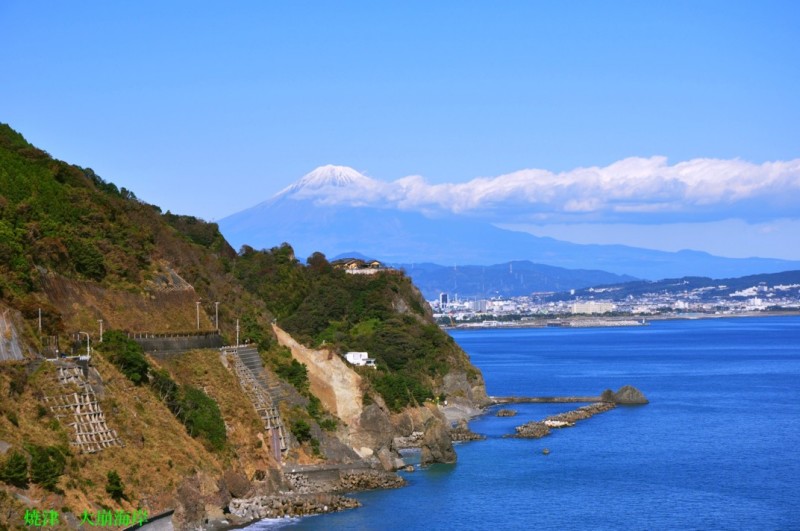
[132,333,224,354]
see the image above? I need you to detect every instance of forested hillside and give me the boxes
[235,246,483,410]
[0,123,486,527]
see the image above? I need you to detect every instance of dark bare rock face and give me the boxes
[357,403,397,451]
[223,469,253,499]
[612,385,649,404]
[420,410,457,465]
[175,476,205,529]
[443,370,490,407]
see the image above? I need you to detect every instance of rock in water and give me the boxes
[512,421,551,439]
[449,418,485,442]
[612,385,649,404]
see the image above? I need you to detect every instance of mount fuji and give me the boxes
[218,165,800,280]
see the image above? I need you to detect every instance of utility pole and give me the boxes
[38,308,42,335]
[196,300,201,330]
[98,319,103,342]
[214,302,219,331]
[236,319,240,347]
[77,331,90,358]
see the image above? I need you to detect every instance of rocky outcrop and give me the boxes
[611,385,649,404]
[419,405,456,465]
[376,446,406,471]
[355,403,396,459]
[496,409,517,417]
[392,431,424,450]
[221,470,252,499]
[0,305,27,361]
[442,370,490,409]
[449,419,485,443]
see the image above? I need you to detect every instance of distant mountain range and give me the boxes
[549,270,800,303]
[219,165,800,281]
[393,261,637,300]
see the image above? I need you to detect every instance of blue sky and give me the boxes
[2,1,799,259]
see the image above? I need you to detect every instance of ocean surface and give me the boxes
[248,316,800,530]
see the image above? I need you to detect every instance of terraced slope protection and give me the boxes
[44,362,123,453]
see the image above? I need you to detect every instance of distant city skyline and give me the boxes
[2,1,798,259]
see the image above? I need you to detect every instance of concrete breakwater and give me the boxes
[492,385,649,406]
[229,493,361,521]
[505,386,648,439]
[512,402,617,439]
[285,468,406,494]
[491,396,601,404]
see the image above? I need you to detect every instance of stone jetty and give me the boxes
[512,402,617,439]
[509,384,649,440]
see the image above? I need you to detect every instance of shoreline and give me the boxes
[229,388,645,530]
[443,310,800,331]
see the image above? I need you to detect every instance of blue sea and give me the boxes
[249,316,800,530]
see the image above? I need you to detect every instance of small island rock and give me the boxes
[612,385,649,404]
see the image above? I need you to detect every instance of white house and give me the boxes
[345,351,377,368]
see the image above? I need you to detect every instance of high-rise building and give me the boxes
[439,293,448,308]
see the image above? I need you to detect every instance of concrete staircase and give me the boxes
[236,347,286,402]
[222,346,287,460]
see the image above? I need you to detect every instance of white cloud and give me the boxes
[281,157,800,224]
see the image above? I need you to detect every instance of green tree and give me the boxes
[26,444,67,492]
[177,386,226,451]
[68,239,107,281]
[105,470,127,502]
[97,330,150,385]
[372,373,433,412]
[150,368,179,409]
[0,450,28,488]
[275,359,309,394]
[290,419,312,443]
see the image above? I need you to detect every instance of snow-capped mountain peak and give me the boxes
[278,165,374,196]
